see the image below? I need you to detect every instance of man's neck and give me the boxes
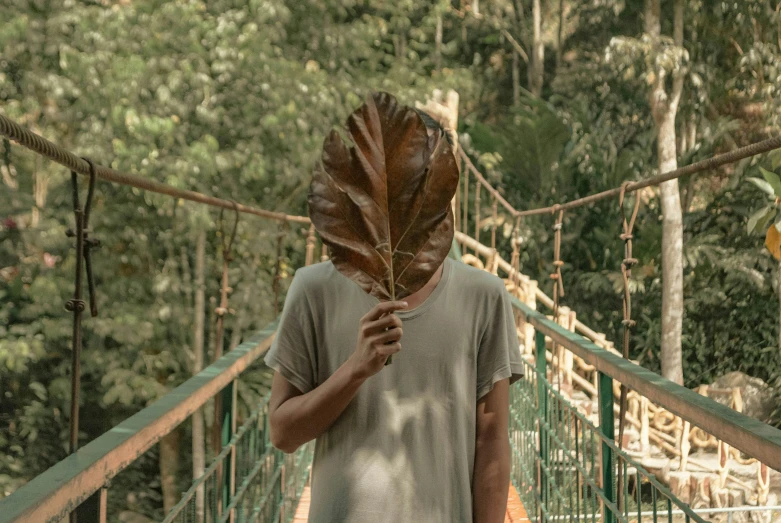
[399,261,445,311]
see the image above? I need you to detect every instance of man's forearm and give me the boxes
[472,433,511,523]
[271,356,366,452]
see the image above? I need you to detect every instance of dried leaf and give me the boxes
[765,225,781,261]
[307,92,459,300]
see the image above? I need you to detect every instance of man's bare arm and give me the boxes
[268,361,363,453]
[268,300,407,453]
[472,378,511,523]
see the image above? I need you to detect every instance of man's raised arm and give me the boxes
[268,300,407,453]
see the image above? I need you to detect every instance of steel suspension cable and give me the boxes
[0,113,310,224]
[515,135,781,217]
[458,134,781,218]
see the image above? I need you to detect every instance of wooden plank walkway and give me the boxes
[293,484,529,522]
[292,485,310,522]
[505,484,529,522]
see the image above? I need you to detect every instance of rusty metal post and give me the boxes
[524,280,538,355]
[616,182,641,510]
[65,159,100,523]
[474,180,481,244]
[211,202,239,508]
[491,196,498,250]
[550,208,564,389]
[67,186,86,459]
[305,224,316,266]
[454,159,462,236]
[273,221,288,317]
[462,163,469,253]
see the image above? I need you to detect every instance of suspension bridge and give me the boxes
[1,108,781,523]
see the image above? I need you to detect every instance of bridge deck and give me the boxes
[293,484,529,522]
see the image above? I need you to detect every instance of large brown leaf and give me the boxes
[307,91,459,301]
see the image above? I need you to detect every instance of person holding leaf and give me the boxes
[264,92,524,523]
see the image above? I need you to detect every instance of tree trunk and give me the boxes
[192,231,206,523]
[681,116,698,212]
[657,112,685,385]
[512,49,521,105]
[529,0,544,96]
[556,0,564,70]
[645,0,660,36]
[509,0,527,106]
[686,114,696,151]
[647,0,685,385]
[435,14,443,71]
[160,429,180,515]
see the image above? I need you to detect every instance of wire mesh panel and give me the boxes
[164,394,314,523]
[511,333,708,523]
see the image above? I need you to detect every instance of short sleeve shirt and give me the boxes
[264,256,524,523]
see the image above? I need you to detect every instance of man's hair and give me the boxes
[415,109,455,147]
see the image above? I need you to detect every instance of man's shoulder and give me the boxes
[289,260,355,301]
[291,260,334,283]
[448,258,506,298]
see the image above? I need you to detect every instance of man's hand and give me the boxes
[268,299,406,453]
[348,300,407,380]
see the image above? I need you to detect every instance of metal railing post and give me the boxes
[598,371,615,523]
[222,378,237,520]
[98,487,107,523]
[535,330,548,519]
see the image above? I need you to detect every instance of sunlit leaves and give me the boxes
[746,177,776,196]
[759,167,781,196]
[745,165,781,263]
[747,205,775,234]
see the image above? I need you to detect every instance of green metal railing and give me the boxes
[509,295,781,522]
[0,319,312,523]
[162,393,313,523]
[511,335,705,522]
[0,239,462,523]
[4,265,781,522]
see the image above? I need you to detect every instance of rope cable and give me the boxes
[616,182,641,511]
[0,113,309,224]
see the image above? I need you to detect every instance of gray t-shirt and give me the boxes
[264,256,524,522]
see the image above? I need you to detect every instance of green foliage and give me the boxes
[462,0,781,398]
[0,0,479,513]
[745,165,781,261]
[3,0,781,516]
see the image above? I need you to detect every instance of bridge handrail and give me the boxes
[4,252,781,521]
[511,295,781,472]
[459,231,623,352]
[0,319,279,523]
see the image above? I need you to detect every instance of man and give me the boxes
[264,115,524,523]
